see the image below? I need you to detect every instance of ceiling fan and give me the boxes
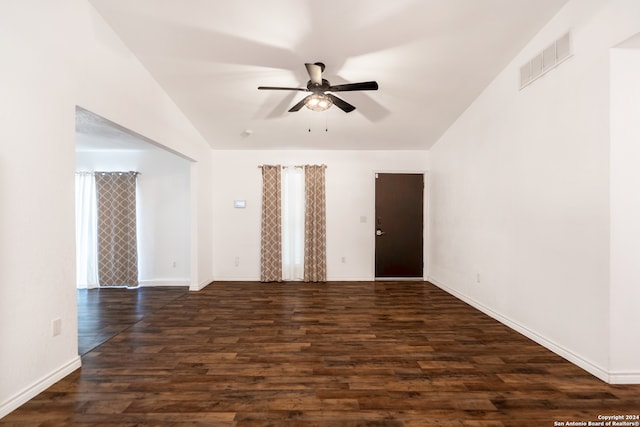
[258,62,378,113]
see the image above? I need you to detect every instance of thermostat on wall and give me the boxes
[234,200,246,208]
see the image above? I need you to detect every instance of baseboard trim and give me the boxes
[189,278,214,292]
[209,277,377,282]
[427,276,613,384]
[138,280,190,288]
[210,276,260,282]
[608,372,640,384]
[0,356,81,419]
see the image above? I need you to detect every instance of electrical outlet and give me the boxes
[341,256,346,263]
[52,318,62,337]
[172,261,177,268]
[234,256,240,267]
[476,273,481,284]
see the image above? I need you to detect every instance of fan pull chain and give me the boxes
[306,114,329,133]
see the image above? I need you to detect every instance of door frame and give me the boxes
[371,170,429,280]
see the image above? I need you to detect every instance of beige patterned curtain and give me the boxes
[260,165,282,282]
[304,165,327,282]
[95,172,139,287]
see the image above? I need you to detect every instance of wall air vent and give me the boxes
[520,32,572,89]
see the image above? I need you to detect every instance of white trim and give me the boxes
[0,356,81,419]
[608,372,640,385]
[422,171,431,280]
[427,276,612,384]
[208,277,379,282]
[424,171,431,280]
[189,278,214,291]
[138,279,190,287]
[210,276,261,282]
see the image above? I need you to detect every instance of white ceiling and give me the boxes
[88,0,568,151]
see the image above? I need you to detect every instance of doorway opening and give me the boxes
[75,107,192,352]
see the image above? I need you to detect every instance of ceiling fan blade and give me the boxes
[305,63,323,85]
[326,93,356,113]
[328,81,379,92]
[288,95,312,112]
[258,86,307,91]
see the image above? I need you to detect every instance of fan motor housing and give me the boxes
[307,78,330,92]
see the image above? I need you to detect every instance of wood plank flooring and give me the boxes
[2,281,639,426]
[77,287,189,354]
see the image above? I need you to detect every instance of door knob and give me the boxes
[376,229,385,236]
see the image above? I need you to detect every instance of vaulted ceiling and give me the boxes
[89,0,568,150]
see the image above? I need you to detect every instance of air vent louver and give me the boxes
[520,32,572,89]
[531,53,544,79]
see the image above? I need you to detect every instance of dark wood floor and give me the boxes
[2,281,639,426]
[77,286,189,354]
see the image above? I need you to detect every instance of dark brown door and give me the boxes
[375,173,424,278]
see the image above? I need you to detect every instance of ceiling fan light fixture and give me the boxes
[305,93,333,111]
[259,62,375,113]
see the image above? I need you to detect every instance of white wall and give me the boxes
[0,0,213,417]
[610,40,640,380]
[211,150,429,281]
[76,147,191,286]
[428,0,640,383]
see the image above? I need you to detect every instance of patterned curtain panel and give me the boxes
[260,165,283,282]
[304,165,327,282]
[95,172,139,287]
